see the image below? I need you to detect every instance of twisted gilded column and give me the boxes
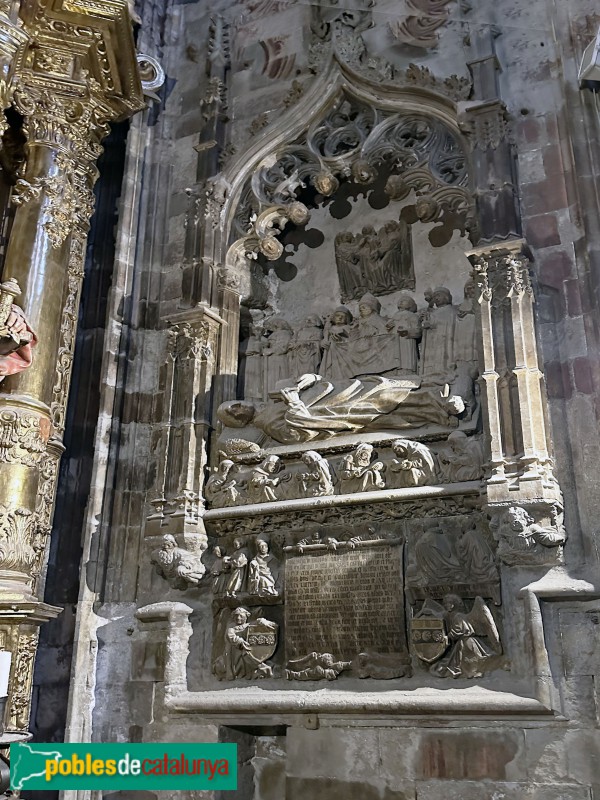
[0,0,145,730]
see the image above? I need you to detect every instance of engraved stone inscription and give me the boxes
[285,544,406,661]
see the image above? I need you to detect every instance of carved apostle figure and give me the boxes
[262,317,293,393]
[289,315,323,377]
[248,538,280,596]
[297,450,335,497]
[321,306,354,381]
[224,537,249,597]
[386,292,421,374]
[438,431,485,482]
[389,438,435,488]
[247,454,287,504]
[353,293,401,376]
[205,459,242,508]
[335,232,364,302]
[340,442,385,493]
[214,607,277,680]
[419,287,457,383]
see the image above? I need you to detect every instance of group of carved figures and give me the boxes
[206,433,485,508]
[209,537,280,599]
[239,282,479,408]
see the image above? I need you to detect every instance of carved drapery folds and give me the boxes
[0,0,145,733]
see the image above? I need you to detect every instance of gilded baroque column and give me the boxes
[0,0,145,730]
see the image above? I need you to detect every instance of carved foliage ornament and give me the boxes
[389,0,454,49]
[0,409,49,466]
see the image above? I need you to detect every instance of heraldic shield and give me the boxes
[411,617,449,663]
[246,619,278,663]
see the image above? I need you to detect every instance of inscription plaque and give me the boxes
[285,543,406,661]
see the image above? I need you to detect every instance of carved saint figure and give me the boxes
[0,304,36,380]
[370,220,406,294]
[205,459,242,508]
[455,279,478,366]
[419,286,457,383]
[248,538,280,596]
[220,373,465,445]
[150,534,205,589]
[438,431,485,482]
[214,607,277,680]
[386,292,421,374]
[423,595,502,679]
[297,450,335,497]
[289,315,323,377]
[286,652,351,681]
[335,232,364,302]
[247,455,286,504]
[262,317,293,393]
[490,505,566,566]
[340,442,385,493]
[321,306,354,381]
[224,537,249,597]
[389,438,435,488]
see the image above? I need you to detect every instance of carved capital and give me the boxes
[168,321,212,362]
[0,408,50,467]
[459,101,512,151]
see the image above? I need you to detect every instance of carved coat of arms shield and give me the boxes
[246,620,278,663]
[411,617,448,663]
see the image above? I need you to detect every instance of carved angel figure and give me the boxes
[248,538,280,596]
[150,534,205,590]
[214,607,277,680]
[340,443,385,493]
[286,652,351,681]
[296,450,335,497]
[389,438,435,488]
[417,595,502,679]
[490,505,566,566]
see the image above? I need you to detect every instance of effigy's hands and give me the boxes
[5,305,32,342]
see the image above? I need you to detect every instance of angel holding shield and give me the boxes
[423,594,502,679]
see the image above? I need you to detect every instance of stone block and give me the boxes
[416,729,525,781]
[286,777,416,800]
[287,727,380,783]
[525,214,561,248]
[415,780,591,800]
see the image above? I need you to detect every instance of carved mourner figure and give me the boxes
[335,232,364,302]
[297,450,335,497]
[438,431,485,482]
[340,442,385,493]
[209,545,230,595]
[248,538,280,596]
[214,607,278,680]
[386,292,421,374]
[222,373,464,445]
[389,438,435,488]
[247,454,286,504]
[205,459,241,507]
[240,323,264,400]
